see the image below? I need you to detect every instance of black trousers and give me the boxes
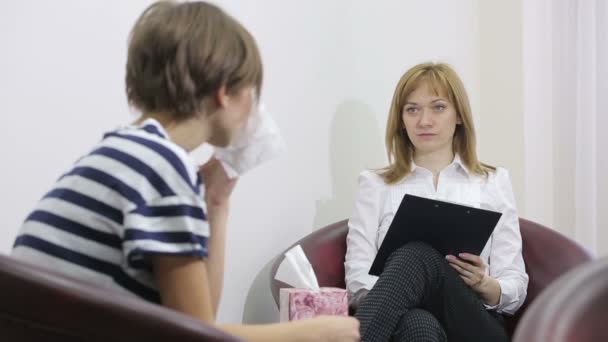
[355,242,509,342]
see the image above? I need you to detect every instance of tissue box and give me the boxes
[279,287,348,322]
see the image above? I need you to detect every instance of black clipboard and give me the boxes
[369,194,502,276]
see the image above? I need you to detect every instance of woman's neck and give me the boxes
[134,112,211,152]
[413,148,455,175]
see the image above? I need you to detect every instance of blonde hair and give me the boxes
[126,1,263,120]
[379,62,494,184]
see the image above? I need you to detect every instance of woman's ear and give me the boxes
[214,85,230,108]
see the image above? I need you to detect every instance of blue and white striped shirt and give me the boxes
[12,119,209,303]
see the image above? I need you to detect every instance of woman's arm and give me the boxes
[152,255,360,342]
[154,160,361,341]
[153,255,215,322]
[485,168,529,313]
[221,316,360,342]
[344,171,383,295]
[204,203,229,316]
[448,168,528,312]
[198,159,236,315]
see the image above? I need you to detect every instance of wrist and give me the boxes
[205,200,230,214]
[206,203,230,228]
[477,276,500,306]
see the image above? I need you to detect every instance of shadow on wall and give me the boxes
[241,256,279,324]
[241,100,385,324]
[313,100,385,229]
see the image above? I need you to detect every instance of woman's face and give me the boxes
[401,82,461,155]
[208,86,257,147]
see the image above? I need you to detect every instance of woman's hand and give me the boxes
[199,158,237,209]
[445,253,486,290]
[446,253,501,306]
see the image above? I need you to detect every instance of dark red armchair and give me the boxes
[513,257,608,342]
[0,254,242,342]
[270,218,593,337]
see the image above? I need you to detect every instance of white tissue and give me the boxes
[214,102,286,179]
[274,245,320,291]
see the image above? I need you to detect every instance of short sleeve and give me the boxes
[122,195,209,270]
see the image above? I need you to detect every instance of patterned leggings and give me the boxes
[355,242,509,342]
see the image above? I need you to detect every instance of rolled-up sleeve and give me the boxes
[488,168,529,314]
[345,171,382,294]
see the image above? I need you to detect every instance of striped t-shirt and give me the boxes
[12,119,209,303]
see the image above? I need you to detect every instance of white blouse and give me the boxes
[344,156,529,314]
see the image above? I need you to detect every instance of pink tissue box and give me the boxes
[279,287,348,322]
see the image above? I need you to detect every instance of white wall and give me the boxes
[478,0,525,212]
[0,0,151,249]
[522,0,554,228]
[1,0,483,324]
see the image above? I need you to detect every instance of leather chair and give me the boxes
[0,254,242,342]
[270,218,593,337]
[513,257,608,342]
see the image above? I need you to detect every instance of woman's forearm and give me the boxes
[476,276,501,306]
[220,323,303,342]
[206,203,229,315]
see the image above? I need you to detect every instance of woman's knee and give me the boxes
[388,241,444,267]
[394,309,446,342]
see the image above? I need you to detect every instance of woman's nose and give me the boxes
[418,109,433,127]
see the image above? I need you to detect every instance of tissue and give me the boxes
[275,245,319,291]
[213,102,286,179]
[275,245,348,321]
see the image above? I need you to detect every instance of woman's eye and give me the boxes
[434,105,446,112]
[405,107,418,114]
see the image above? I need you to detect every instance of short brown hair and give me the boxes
[126,1,263,120]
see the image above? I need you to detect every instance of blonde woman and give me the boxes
[344,63,528,341]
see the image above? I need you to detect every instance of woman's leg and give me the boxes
[355,242,508,342]
[392,309,446,342]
